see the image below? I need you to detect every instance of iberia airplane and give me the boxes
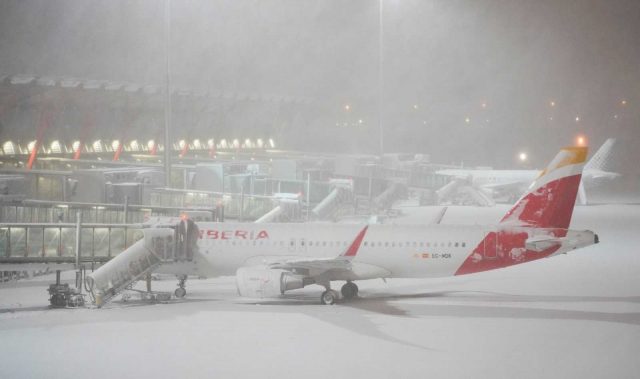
[87,146,598,305]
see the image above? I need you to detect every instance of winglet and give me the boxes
[341,226,368,258]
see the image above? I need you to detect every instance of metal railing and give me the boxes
[0,223,144,263]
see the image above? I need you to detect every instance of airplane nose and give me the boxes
[594,234,599,244]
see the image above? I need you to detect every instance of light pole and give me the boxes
[378,0,385,156]
[163,0,172,187]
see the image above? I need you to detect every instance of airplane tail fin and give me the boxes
[584,138,616,172]
[500,146,588,229]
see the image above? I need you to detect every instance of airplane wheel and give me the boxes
[341,282,359,300]
[321,290,338,305]
[174,287,186,298]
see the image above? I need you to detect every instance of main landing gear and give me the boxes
[320,281,359,305]
[174,275,187,298]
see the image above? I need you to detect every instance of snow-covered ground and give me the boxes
[1,204,639,378]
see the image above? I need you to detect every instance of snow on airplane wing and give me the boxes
[269,226,368,272]
[266,226,389,280]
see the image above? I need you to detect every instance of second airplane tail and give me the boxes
[584,138,616,172]
[500,146,588,229]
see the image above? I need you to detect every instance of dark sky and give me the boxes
[0,0,639,170]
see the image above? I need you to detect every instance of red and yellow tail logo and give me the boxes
[500,146,588,229]
[455,146,588,276]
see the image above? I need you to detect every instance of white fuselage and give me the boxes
[437,168,616,190]
[156,222,585,280]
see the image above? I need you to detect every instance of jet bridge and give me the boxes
[311,179,354,220]
[435,177,495,207]
[85,219,198,307]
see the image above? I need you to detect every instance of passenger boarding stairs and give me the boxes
[85,219,198,307]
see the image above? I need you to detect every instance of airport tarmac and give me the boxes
[1,203,639,378]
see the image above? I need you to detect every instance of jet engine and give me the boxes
[236,267,306,298]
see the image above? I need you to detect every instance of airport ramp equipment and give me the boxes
[255,197,301,223]
[311,187,353,219]
[255,205,285,223]
[435,177,466,203]
[458,186,496,207]
[86,219,198,307]
[373,182,406,210]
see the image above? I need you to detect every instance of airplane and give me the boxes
[436,138,619,206]
[86,146,599,306]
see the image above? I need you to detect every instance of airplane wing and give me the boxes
[268,225,380,279]
[236,226,390,299]
[270,257,351,273]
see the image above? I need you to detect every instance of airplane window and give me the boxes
[323,241,326,247]
[364,242,368,246]
[392,242,395,247]
[232,241,236,246]
[301,240,305,246]
[448,242,452,247]
[419,242,424,247]
[385,242,389,247]
[462,242,466,247]
[455,242,459,247]
[290,240,295,246]
[412,242,417,247]
[426,242,430,247]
